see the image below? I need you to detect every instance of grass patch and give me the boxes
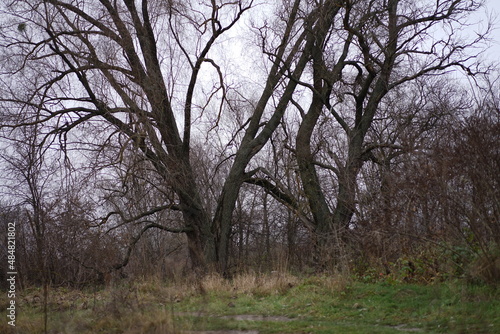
[2,273,499,333]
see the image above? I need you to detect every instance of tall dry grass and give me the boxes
[199,270,301,296]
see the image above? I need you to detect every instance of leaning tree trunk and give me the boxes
[296,95,336,269]
[333,131,364,230]
[212,172,245,275]
[294,1,342,269]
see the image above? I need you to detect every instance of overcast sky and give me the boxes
[483,0,500,63]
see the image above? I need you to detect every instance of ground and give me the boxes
[1,273,499,333]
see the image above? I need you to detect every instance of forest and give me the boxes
[0,0,499,292]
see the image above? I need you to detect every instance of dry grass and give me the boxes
[199,270,301,296]
[6,270,349,333]
[316,272,351,293]
[7,271,500,333]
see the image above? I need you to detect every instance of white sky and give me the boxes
[483,0,500,63]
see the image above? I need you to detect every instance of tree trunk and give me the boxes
[168,155,217,273]
[296,93,335,268]
[212,167,246,275]
[333,131,364,230]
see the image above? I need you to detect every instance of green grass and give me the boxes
[2,274,499,333]
[175,278,499,333]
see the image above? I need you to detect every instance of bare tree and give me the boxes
[0,119,55,332]
[291,0,489,267]
[0,0,343,274]
[354,77,471,271]
[1,0,492,278]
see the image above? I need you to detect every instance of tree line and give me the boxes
[0,0,498,286]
